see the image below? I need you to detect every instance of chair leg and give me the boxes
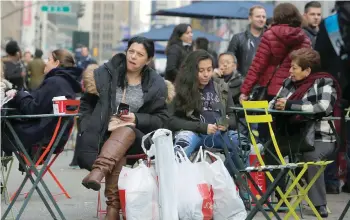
[96,190,101,218]
[47,168,71,199]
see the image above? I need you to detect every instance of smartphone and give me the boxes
[216,116,229,127]
[115,103,130,117]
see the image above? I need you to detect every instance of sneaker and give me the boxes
[315,205,328,218]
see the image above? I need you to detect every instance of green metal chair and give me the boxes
[1,155,15,219]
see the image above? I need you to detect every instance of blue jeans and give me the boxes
[174,130,249,170]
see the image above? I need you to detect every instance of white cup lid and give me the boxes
[52,96,67,101]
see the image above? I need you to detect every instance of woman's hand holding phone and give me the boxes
[120,113,136,123]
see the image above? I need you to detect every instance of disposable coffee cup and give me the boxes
[52,96,67,114]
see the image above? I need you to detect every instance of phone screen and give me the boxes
[116,103,130,117]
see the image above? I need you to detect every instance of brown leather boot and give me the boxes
[82,126,135,191]
[104,157,126,220]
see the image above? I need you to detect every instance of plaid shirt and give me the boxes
[269,77,338,142]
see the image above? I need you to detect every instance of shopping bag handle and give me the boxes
[193,146,205,163]
[203,150,223,162]
[174,146,190,163]
[141,131,156,157]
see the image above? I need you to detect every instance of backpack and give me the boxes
[3,60,25,90]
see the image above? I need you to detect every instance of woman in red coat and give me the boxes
[240,3,311,102]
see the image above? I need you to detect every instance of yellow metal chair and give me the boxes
[242,100,332,220]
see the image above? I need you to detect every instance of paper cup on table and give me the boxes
[52,96,67,114]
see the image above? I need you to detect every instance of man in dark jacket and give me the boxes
[315,1,350,194]
[227,5,266,76]
[2,41,26,90]
[303,1,322,48]
[77,46,97,71]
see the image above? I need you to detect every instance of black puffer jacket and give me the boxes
[76,53,169,170]
[165,43,192,83]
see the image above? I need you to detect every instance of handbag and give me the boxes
[249,64,281,101]
[275,118,316,154]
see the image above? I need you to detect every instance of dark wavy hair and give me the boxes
[166,23,191,54]
[273,3,303,27]
[174,50,213,113]
[118,36,155,89]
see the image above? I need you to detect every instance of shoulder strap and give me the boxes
[266,63,282,88]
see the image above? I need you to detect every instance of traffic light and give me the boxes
[77,2,85,18]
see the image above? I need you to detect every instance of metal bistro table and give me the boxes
[231,106,350,220]
[1,113,80,220]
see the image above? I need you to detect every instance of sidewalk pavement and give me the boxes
[1,151,349,220]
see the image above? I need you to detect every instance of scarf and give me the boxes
[289,72,342,133]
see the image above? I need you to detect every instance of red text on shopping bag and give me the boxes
[197,183,214,220]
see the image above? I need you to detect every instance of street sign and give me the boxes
[41,5,71,13]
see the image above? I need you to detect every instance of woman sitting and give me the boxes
[268,48,341,217]
[2,49,82,158]
[168,50,249,170]
[78,36,170,219]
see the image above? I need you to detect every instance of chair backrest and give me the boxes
[241,101,286,165]
[35,100,81,165]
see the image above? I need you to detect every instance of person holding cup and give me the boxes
[2,49,82,161]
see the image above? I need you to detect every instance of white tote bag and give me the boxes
[118,163,159,220]
[142,129,179,220]
[197,149,247,220]
[176,148,214,220]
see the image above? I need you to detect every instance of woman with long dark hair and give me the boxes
[168,50,249,170]
[165,23,193,83]
[78,36,170,219]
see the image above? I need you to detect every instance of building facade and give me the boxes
[1,0,23,47]
[91,1,130,62]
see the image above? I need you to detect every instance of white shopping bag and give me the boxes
[118,163,159,220]
[142,129,178,220]
[197,149,247,220]
[176,148,214,220]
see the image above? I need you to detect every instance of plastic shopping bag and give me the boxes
[142,129,178,220]
[118,163,159,220]
[176,148,214,220]
[198,149,247,220]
